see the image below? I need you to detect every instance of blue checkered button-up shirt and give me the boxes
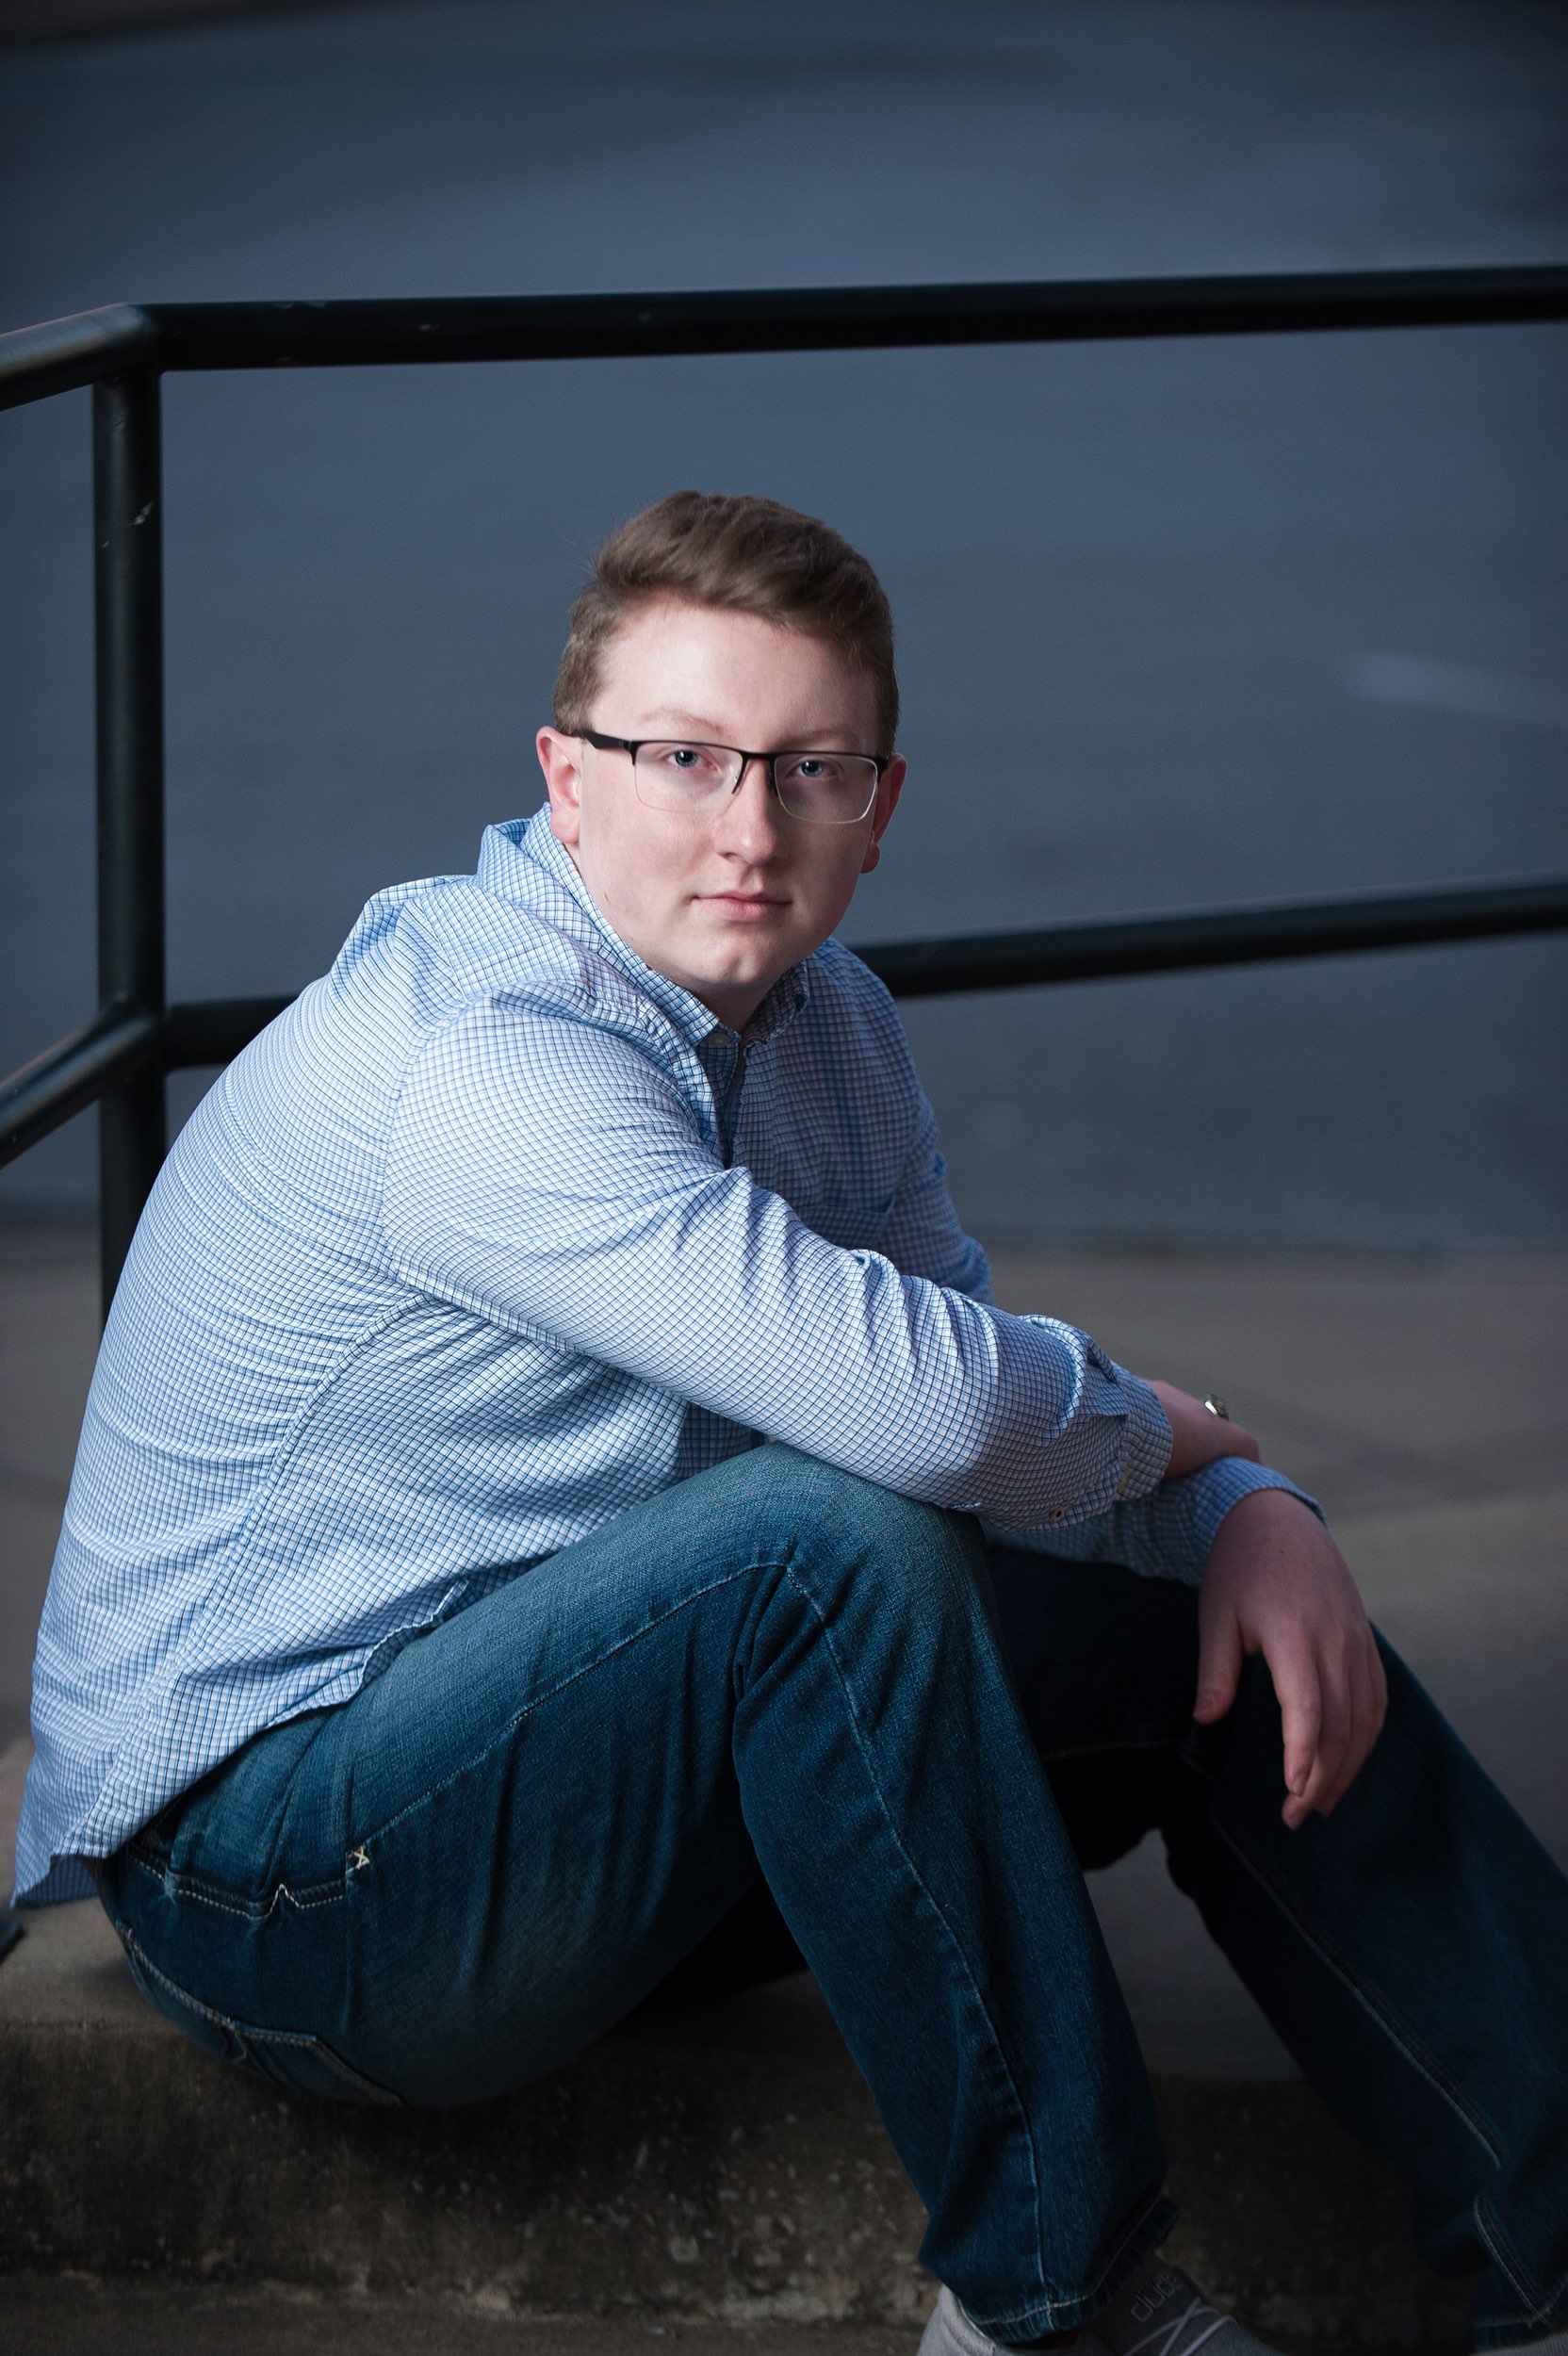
[17,810,1313,1903]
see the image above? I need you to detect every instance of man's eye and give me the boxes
[784,757,840,783]
[657,744,722,777]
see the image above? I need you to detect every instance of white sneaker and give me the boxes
[919,2255,1279,2356]
[919,2284,1010,2356]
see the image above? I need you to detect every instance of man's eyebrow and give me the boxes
[634,708,867,745]
[635,710,726,735]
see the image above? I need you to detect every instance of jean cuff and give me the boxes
[968,2190,1179,2341]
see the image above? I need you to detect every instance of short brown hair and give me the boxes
[552,492,899,751]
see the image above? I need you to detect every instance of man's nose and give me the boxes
[712,756,784,858]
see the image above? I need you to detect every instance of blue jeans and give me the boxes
[98,1444,1568,2344]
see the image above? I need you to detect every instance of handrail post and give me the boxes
[92,372,167,1320]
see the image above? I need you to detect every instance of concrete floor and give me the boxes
[7,1223,1563,2084]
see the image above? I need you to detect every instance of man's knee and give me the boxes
[743,1432,979,1564]
[723,1441,988,1607]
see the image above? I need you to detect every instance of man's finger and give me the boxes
[1271,1647,1323,1810]
[1322,1635,1387,1813]
[1194,1595,1244,1723]
[1300,1720,1351,1818]
[1309,1637,1355,1808]
[1302,1632,1380,1818]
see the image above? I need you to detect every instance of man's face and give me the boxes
[536,597,904,1033]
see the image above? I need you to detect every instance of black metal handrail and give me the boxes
[2,263,1566,1315]
[863,875,1568,997]
[8,876,1567,1173]
[0,1003,160,1165]
[6,265,1568,407]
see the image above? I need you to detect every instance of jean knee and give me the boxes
[746,1444,988,1608]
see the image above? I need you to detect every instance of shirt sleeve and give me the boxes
[380,992,1171,1532]
[875,1075,1319,1581]
[876,1081,998,1301]
[982,1454,1324,1586]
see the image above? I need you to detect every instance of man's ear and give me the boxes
[858,756,906,876]
[537,728,585,848]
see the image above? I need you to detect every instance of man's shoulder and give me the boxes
[326,852,649,1045]
[804,936,907,1047]
[811,933,890,993]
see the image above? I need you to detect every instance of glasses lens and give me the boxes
[774,753,879,824]
[632,742,743,810]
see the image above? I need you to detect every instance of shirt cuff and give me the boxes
[1112,1367,1172,1501]
[1175,1455,1324,1581]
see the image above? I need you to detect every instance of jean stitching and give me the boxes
[115,1922,401,2103]
[117,1922,265,2040]
[354,1559,790,1855]
[131,1564,805,1913]
[1210,1813,1506,2162]
[351,1538,1073,2312]
[124,1841,344,1921]
[1208,1815,1554,2313]
[127,1565,794,1922]
[1474,2197,1568,2333]
[983,2189,1176,2341]
[771,1561,1059,2314]
[125,1849,254,1920]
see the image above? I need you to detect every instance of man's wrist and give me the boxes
[1184,1456,1325,1571]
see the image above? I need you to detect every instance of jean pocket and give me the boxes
[113,1922,402,2108]
[231,2023,404,2107]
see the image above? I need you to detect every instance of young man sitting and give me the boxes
[16,493,1567,2353]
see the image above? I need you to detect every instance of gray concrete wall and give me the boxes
[2,0,1565,1246]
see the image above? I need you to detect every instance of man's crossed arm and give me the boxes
[387,1007,1388,1838]
[1149,1380,1389,1832]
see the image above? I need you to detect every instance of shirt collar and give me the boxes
[483,807,811,1050]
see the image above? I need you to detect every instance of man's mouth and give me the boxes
[700,892,789,917]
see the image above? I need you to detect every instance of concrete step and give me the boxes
[8,1241,1561,2348]
[0,1758,1471,2350]
[0,2277,931,2355]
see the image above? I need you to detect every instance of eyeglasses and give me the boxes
[577,729,890,826]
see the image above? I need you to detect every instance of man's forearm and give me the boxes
[386,1010,1184,1531]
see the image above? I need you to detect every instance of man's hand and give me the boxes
[1196,1488,1388,1829]
[1149,1380,1263,1480]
